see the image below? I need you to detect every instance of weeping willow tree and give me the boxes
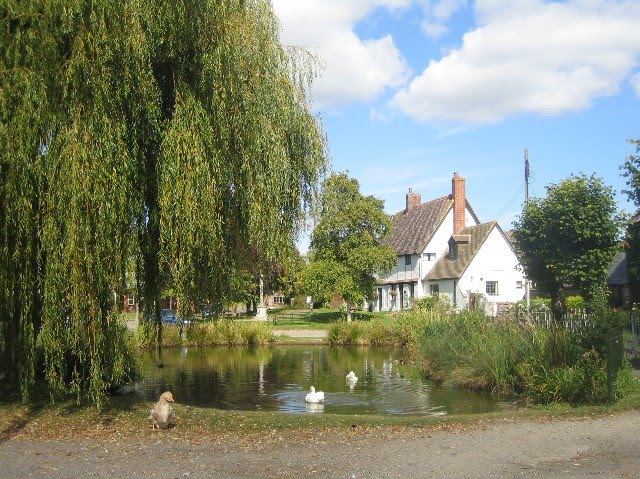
[0,0,326,405]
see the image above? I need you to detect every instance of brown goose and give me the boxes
[149,391,175,430]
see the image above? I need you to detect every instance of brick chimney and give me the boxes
[452,172,466,234]
[405,188,421,213]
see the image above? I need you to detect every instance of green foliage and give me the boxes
[414,295,451,314]
[327,314,421,348]
[408,308,629,405]
[290,295,310,309]
[512,174,623,306]
[621,138,640,208]
[625,221,640,303]
[0,0,326,404]
[565,295,585,311]
[519,349,611,405]
[302,173,396,319]
[328,321,363,344]
[138,320,274,347]
[531,298,552,311]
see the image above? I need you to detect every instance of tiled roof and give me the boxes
[607,251,627,286]
[387,195,452,255]
[425,222,497,280]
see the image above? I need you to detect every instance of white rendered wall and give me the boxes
[419,206,478,290]
[457,227,525,307]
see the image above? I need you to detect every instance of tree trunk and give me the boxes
[345,303,352,322]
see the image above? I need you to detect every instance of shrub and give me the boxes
[329,321,363,344]
[414,296,438,311]
[565,295,585,312]
[407,306,630,405]
[519,349,609,405]
[290,295,309,309]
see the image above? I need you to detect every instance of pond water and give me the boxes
[130,345,499,416]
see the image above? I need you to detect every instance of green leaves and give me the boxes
[0,0,326,404]
[303,173,395,315]
[512,174,622,303]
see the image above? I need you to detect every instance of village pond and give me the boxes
[127,345,500,416]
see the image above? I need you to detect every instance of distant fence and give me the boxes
[271,310,311,324]
[627,314,640,361]
[500,307,640,361]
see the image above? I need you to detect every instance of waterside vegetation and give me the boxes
[328,306,636,407]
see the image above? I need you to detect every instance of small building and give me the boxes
[607,251,629,308]
[375,172,525,314]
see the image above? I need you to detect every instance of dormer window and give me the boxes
[448,237,457,260]
[405,254,411,265]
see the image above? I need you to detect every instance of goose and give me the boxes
[305,386,325,403]
[149,391,175,430]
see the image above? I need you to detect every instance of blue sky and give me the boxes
[272,0,640,248]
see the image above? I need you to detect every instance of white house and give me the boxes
[374,172,525,314]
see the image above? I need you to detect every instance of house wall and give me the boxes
[457,228,525,310]
[375,205,480,312]
[381,254,420,283]
[420,207,478,284]
[373,282,418,312]
[422,229,524,313]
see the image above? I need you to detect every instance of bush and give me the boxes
[519,349,609,405]
[407,306,630,405]
[290,295,309,309]
[414,296,438,311]
[329,321,362,344]
[137,320,274,347]
[565,295,585,312]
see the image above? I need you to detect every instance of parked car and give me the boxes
[200,304,213,319]
[161,309,179,324]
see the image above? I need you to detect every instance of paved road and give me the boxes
[1,412,639,478]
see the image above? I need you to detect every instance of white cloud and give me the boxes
[420,0,468,38]
[272,0,412,107]
[392,0,640,123]
[369,107,393,122]
[632,73,640,97]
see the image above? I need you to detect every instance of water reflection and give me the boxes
[132,345,499,416]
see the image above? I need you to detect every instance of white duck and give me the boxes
[305,386,325,403]
[149,391,175,430]
[346,371,358,390]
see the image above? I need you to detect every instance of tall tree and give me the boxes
[302,173,395,321]
[621,138,640,302]
[512,174,622,314]
[0,0,326,404]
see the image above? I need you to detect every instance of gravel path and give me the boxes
[1,411,638,478]
[272,329,328,339]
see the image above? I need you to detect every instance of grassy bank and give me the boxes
[328,308,637,406]
[2,384,639,443]
[416,309,637,405]
[136,320,275,348]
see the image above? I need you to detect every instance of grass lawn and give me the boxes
[266,307,397,330]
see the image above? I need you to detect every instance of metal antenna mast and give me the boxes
[525,148,530,203]
[524,149,531,310]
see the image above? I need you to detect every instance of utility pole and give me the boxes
[524,149,531,310]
